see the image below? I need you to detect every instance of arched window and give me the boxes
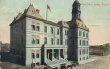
[32,39,35,44]
[32,53,35,58]
[36,26,40,31]
[36,39,39,44]
[83,32,85,37]
[31,25,35,30]
[36,53,39,58]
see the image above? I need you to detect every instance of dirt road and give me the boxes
[73,55,110,69]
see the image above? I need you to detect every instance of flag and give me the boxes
[47,4,51,11]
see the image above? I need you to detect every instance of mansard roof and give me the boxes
[10,4,62,27]
[57,21,69,28]
[68,20,89,31]
[14,12,22,21]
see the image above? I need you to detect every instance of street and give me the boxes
[0,55,110,69]
[73,55,110,69]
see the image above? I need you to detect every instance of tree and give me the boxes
[103,43,110,54]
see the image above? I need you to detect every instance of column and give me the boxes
[59,49,61,59]
[45,49,47,61]
[52,49,55,61]
[63,49,65,59]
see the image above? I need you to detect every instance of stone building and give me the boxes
[10,0,89,68]
[10,4,69,68]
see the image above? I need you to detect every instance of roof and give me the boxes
[10,4,62,27]
[24,4,43,19]
[14,12,22,21]
[73,0,80,5]
[67,19,89,31]
[57,21,69,28]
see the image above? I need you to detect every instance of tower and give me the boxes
[67,0,89,64]
[72,0,81,20]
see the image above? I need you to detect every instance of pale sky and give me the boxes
[0,0,110,45]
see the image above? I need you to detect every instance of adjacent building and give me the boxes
[10,0,89,68]
[67,0,89,64]
[90,45,106,56]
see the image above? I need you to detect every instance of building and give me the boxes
[10,0,89,68]
[90,45,105,56]
[1,43,10,52]
[67,0,89,64]
[0,41,10,61]
[10,4,69,68]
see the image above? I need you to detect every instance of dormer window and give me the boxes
[32,10,35,14]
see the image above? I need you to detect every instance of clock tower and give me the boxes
[67,0,89,64]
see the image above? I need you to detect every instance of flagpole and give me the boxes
[46,5,48,20]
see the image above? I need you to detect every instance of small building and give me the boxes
[0,42,10,61]
[89,45,105,56]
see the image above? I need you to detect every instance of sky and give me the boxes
[0,0,110,45]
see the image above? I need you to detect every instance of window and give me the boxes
[57,39,59,45]
[57,29,59,35]
[36,39,39,44]
[36,63,39,66]
[83,32,85,37]
[31,63,35,68]
[32,53,35,59]
[87,49,88,54]
[44,37,47,44]
[32,39,35,44]
[51,38,54,45]
[36,53,39,58]
[33,63,35,67]
[36,26,40,31]
[86,33,88,38]
[31,25,35,30]
[79,31,82,36]
[80,49,81,55]
[65,39,67,45]
[80,40,81,46]
[87,56,89,59]
[83,40,85,46]
[44,26,47,33]
[51,27,54,34]
[82,49,85,54]
[80,58,81,61]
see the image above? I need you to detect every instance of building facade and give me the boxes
[10,0,89,68]
[10,4,69,68]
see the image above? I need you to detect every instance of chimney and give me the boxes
[36,9,40,14]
